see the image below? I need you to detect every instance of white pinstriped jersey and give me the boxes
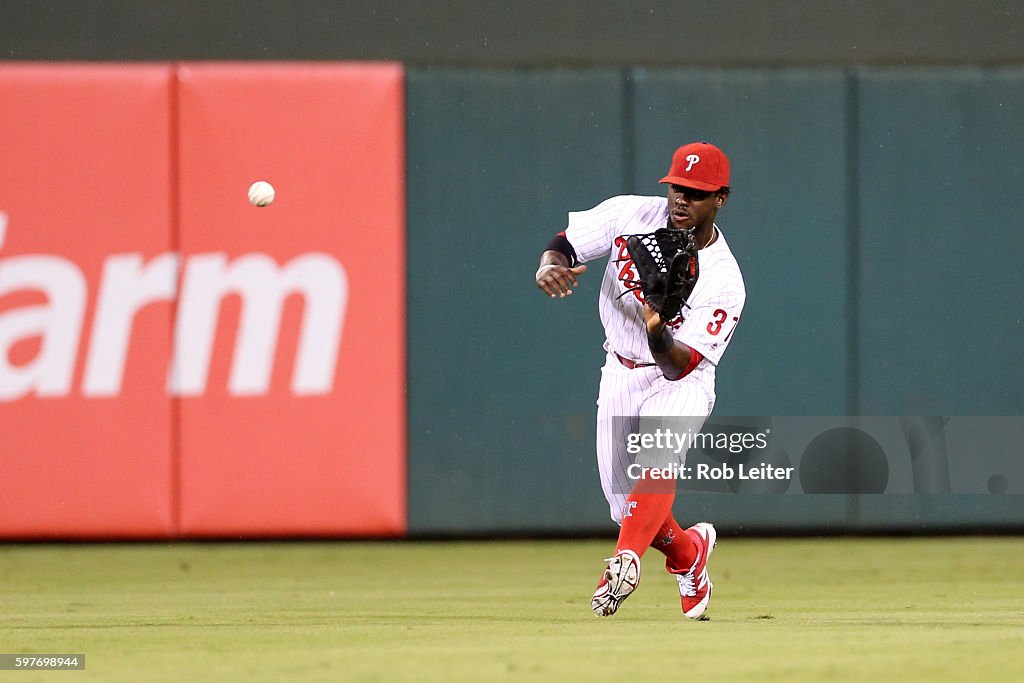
[565,195,745,389]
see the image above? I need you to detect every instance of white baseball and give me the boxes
[247,181,276,207]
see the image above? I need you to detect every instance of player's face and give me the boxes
[667,184,724,230]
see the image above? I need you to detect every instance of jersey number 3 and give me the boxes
[707,308,740,341]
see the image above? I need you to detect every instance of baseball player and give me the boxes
[535,142,745,619]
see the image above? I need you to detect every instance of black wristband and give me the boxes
[647,325,674,354]
[544,233,578,267]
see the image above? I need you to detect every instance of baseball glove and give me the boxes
[619,228,699,320]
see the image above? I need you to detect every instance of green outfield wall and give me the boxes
[406,67,1024,535]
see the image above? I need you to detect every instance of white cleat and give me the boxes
[678,522,717,620]
[591,549,641,617]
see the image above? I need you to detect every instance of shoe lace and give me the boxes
[677,571,696,597]
[677,545,705,597]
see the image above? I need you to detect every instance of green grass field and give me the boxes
[1,537,1022,682]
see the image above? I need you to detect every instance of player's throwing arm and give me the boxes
[536,241,587,298]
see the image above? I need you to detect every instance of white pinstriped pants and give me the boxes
[596,352,715,525]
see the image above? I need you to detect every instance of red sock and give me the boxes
[613,475,676,558]
[649,515,698,574]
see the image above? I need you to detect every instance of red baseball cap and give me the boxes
[659,142,730,191]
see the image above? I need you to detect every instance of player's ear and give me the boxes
[715,193,728,208]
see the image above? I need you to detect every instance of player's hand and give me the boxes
[536,264,587,298]
[642,304,664,332]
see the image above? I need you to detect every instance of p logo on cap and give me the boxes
[660,142,730,191]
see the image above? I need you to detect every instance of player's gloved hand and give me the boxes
[536,264,587,298]
[621,228,698,320]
